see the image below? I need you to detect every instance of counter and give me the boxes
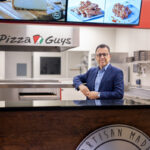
[0,79,74,101]
[0,105,150,150]
[0,79,150,106]
[0,98,149,108]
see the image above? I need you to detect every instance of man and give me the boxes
[73,44,124,105]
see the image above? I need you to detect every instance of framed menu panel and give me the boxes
[0,0,142,25]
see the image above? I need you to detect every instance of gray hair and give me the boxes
[95,44,110,53]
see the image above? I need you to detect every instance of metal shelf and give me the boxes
[128,60,150,64]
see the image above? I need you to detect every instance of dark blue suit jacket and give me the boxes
[73,64,124,100]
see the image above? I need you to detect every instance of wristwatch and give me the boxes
[98,92,100,98]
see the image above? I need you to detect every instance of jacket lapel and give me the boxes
[99,64,112,90]
[91,67,99,91]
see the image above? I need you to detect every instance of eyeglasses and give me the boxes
[96,53,109,57]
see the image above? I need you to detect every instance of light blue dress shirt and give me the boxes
[94,63,110,105]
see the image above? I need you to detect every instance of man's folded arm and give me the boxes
[73,71,89,90]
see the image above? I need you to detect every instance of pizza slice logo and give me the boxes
[33,35,44,44]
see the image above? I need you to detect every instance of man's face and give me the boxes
[96,47,111,69]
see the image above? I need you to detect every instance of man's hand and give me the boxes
[87,91,99,100]
[79,84,90,97]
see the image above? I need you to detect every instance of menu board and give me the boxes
[0,0,142,25]
[66,0,142,25]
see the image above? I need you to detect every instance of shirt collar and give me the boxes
[99,63,110,72]
[104,63,110,71]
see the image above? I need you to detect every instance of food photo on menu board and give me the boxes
[0,0,66,21]
[104,0,142,25]
[66,0,142,25]
[66,0,105,23]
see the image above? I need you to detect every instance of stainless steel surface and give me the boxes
[0,83,73,88]
[0,101,5,107]
[0,80,74,88]
[33,100,77,107]
[2,99,150,108]
[124,87,150,105]
[5,100,33,107]
[0,79,60,82]
[0,79,73,101]
[20,95,59,101]
[0,88,61,101]
[19,88,60,100]
[0,45,75,52]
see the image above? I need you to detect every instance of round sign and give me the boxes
[76,124,150,150]
[52,11,62,20]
